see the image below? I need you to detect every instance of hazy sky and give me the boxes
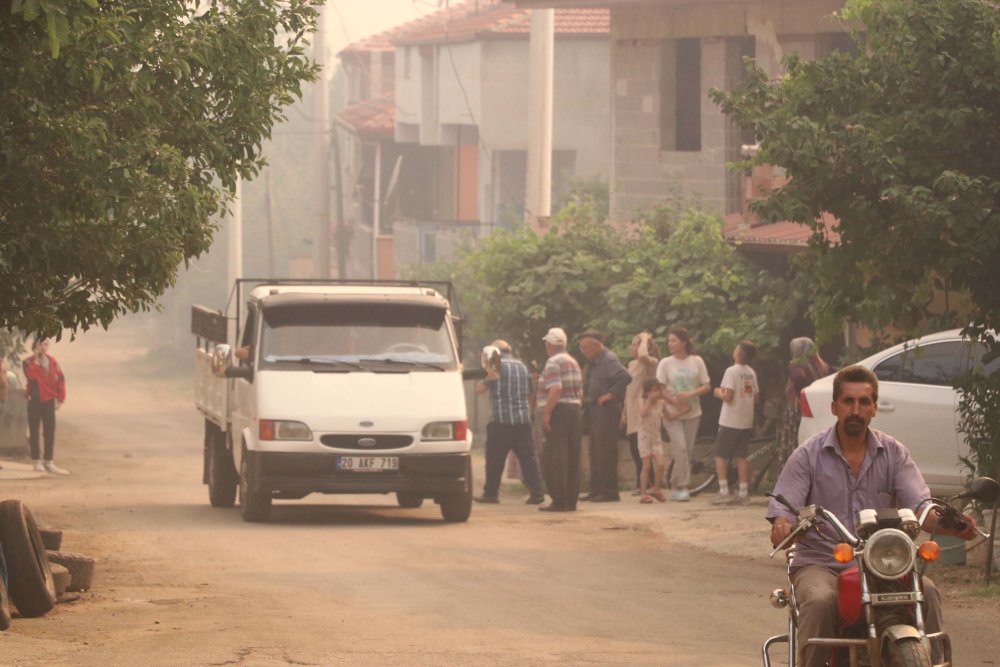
[327,0,435,53]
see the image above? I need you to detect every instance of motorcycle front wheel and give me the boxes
[885,637,931,667]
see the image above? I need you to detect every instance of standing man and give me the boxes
[767,365,978,667]
[539,327,583,512]
[579,330,631,502]
[23,337,69,475]
[474,340,546,505]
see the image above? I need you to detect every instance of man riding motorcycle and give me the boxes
[767,365,978,667]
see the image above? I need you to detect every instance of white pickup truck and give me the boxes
[193,280,473,523]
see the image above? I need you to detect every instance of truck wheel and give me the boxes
[0,500,56,617]
[440,459,472,523]
[47,550,96,592]
[239,451,272,523]
[396,492,424,509]
[208,430,237,508]
[38,526,62,551]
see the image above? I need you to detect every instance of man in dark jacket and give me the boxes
[578,330,630,502]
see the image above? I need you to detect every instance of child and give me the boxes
[637,378,668,503]
[712,340,759,505]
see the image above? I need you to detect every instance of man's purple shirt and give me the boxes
[766,426,931,571]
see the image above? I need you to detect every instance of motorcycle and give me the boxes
[762,476,1000,667]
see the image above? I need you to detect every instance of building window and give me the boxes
[660,38,701,152]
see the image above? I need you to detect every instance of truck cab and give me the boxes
[194,281,472,523]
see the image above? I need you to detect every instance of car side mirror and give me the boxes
[225,365,254,381]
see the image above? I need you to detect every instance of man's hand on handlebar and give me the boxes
[771,516,795,548]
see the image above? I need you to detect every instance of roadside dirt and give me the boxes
[1,319,997,666]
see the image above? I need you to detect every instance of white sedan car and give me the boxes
[797,329,998,496]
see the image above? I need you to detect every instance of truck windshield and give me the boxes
[258,302,457,371]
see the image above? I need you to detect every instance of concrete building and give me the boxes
[515,0,849,223]
[337,1,611,277]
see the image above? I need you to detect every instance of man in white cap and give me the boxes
[537,327,583,512]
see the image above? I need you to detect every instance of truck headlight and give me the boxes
[421,421,467,441]
[863,529,915,580]
[259,420,312,441]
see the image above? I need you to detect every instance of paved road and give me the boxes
[1,321,997,666]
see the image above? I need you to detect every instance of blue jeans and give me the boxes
[482,422,544,498]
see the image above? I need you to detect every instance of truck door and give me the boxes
[231,304,258,469]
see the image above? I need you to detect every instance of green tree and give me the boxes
[1,0,321,337]
[712,0,1000,342]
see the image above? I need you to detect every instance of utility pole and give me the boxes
[314,1,332,278]
[524,8,554,232]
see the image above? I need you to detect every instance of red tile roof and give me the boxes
[722,212,840,253]
[343,1,608,52]
[335,92,395,139]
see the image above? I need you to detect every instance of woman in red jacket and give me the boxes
[22,337,69,474]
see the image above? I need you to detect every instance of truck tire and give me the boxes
[239,451,272,523]
[208,429,237,508]
[0,500,56,617]
[440,458,472,523]
[50,563,70,598]
[396,492,424,509]
[47,551,96,592]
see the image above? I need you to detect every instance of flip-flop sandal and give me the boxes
[651,491,666,502]
[640,495,654,504]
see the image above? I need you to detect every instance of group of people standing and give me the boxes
[0,337,69,475]
[474,325,763,511]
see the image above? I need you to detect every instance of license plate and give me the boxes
[336,456,399,472]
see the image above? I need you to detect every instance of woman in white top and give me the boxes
[655,327,711,501]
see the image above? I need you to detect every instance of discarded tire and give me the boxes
[0,500,56,617]
[39,527,62,551]
[0,575,11,631]
[46,551,96,592]
[50,563,70,598]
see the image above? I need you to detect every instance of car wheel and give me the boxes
[0,500,56,617]
[396,492,424,509]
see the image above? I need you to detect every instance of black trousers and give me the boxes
[542,403,582,509]
[28,399,57,461]
[587,399,622,499]
[628,432,643,488]
[482,422,544,498]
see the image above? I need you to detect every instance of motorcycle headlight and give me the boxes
[862,528,916,580]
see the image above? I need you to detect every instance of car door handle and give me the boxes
[880,402,895,412]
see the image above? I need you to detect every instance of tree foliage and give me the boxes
[410,192,799,377]
[1,0,321,337]
[712,0,1000,342]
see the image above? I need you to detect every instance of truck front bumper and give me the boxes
[246,452,471,497]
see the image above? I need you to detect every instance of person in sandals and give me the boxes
[637,378,668,503]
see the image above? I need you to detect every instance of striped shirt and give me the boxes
[486,355,532,425]
[541,351,583,404]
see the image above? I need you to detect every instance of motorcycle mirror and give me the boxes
[951,476,1000,505]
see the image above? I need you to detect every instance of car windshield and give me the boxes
[258,302,456,371]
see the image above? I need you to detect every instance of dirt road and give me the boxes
[1,322,997,666]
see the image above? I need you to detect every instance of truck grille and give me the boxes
[319,434,413,450]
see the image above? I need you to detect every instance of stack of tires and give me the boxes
[0,499,95,631]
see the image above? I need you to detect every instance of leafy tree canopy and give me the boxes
[712,0,1000,347]
[411,192,798,377]
[1,0,321,337]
